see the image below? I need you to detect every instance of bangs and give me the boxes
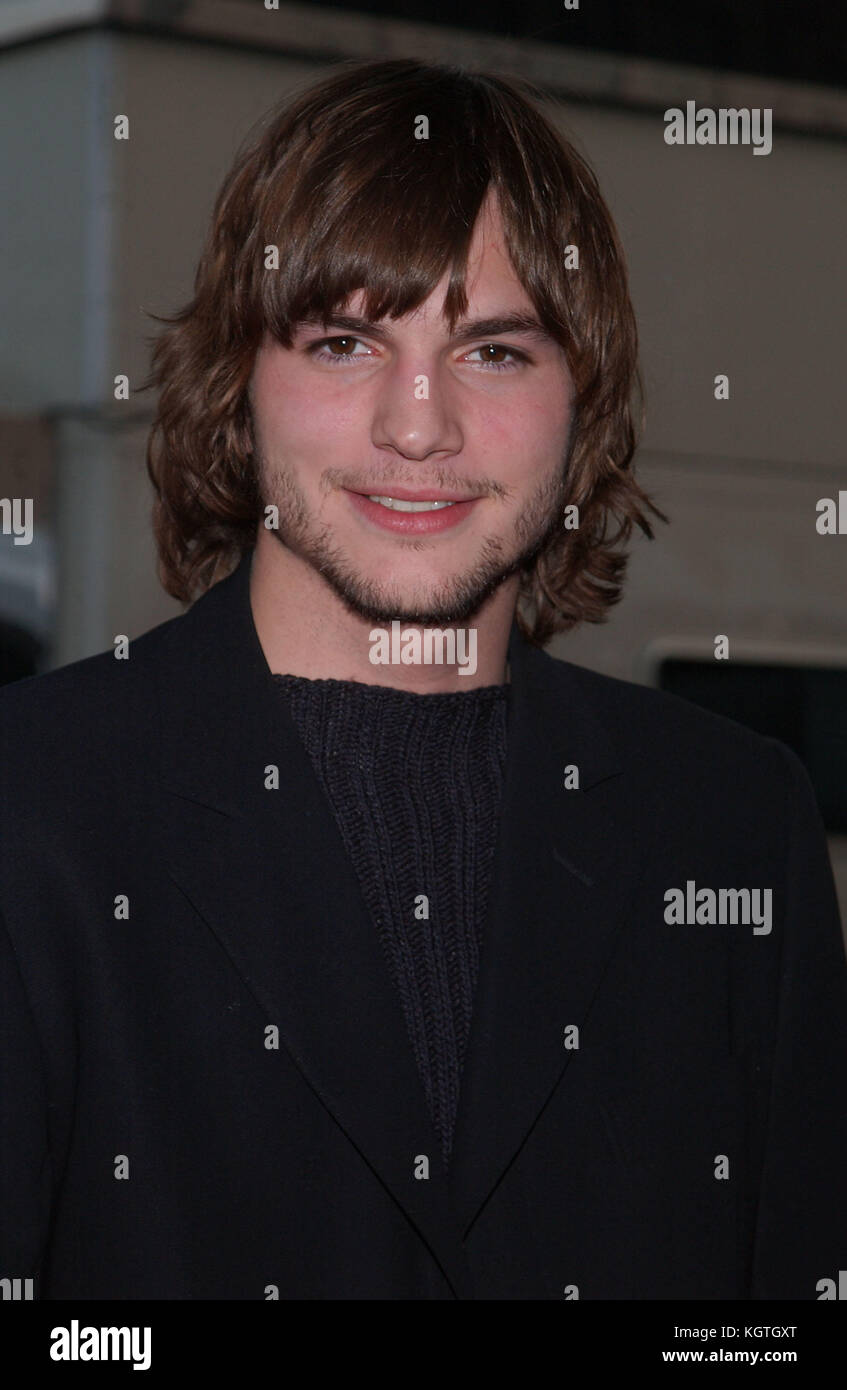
[260,163,490,343]
[239,63,581,354]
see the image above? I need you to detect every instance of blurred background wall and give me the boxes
[1,0,845,916]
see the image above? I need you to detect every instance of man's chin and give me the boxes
[337,591,490,628]
[280,520,532,626]
[326,570,508,628]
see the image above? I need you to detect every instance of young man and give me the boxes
[1,59,846,1301]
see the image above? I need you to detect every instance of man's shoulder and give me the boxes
[536,645,801,799]
[0,609,184,780]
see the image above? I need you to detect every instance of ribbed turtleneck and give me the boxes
[272,673,510,1168]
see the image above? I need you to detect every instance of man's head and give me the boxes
[145,59,664,645]
[246,187,576,629]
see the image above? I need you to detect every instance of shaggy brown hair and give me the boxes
[142,58,666,647]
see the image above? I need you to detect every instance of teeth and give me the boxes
[367,496,457,512]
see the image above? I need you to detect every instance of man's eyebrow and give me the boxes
[295,312,558,346]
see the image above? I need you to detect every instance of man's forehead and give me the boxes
[284,194,556,344]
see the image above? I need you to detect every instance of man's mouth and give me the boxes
[345,487,480,534]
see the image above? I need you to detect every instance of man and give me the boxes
[2,58,846,1301]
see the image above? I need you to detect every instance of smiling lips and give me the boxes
[346,487,480,534]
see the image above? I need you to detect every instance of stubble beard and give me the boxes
[258,453,570,626]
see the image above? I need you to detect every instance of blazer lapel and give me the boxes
[448,623,645,1238]
[154,550,474,1297]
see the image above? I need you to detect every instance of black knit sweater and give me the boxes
[273,673,510,1167]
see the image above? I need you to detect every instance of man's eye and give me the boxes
[308,336,372,364]
[465,344,526,371]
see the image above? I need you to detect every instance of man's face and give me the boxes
[248,193,575,625]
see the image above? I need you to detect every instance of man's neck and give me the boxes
[248,526,516,692]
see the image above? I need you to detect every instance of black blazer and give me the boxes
[2,548,846,1300]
